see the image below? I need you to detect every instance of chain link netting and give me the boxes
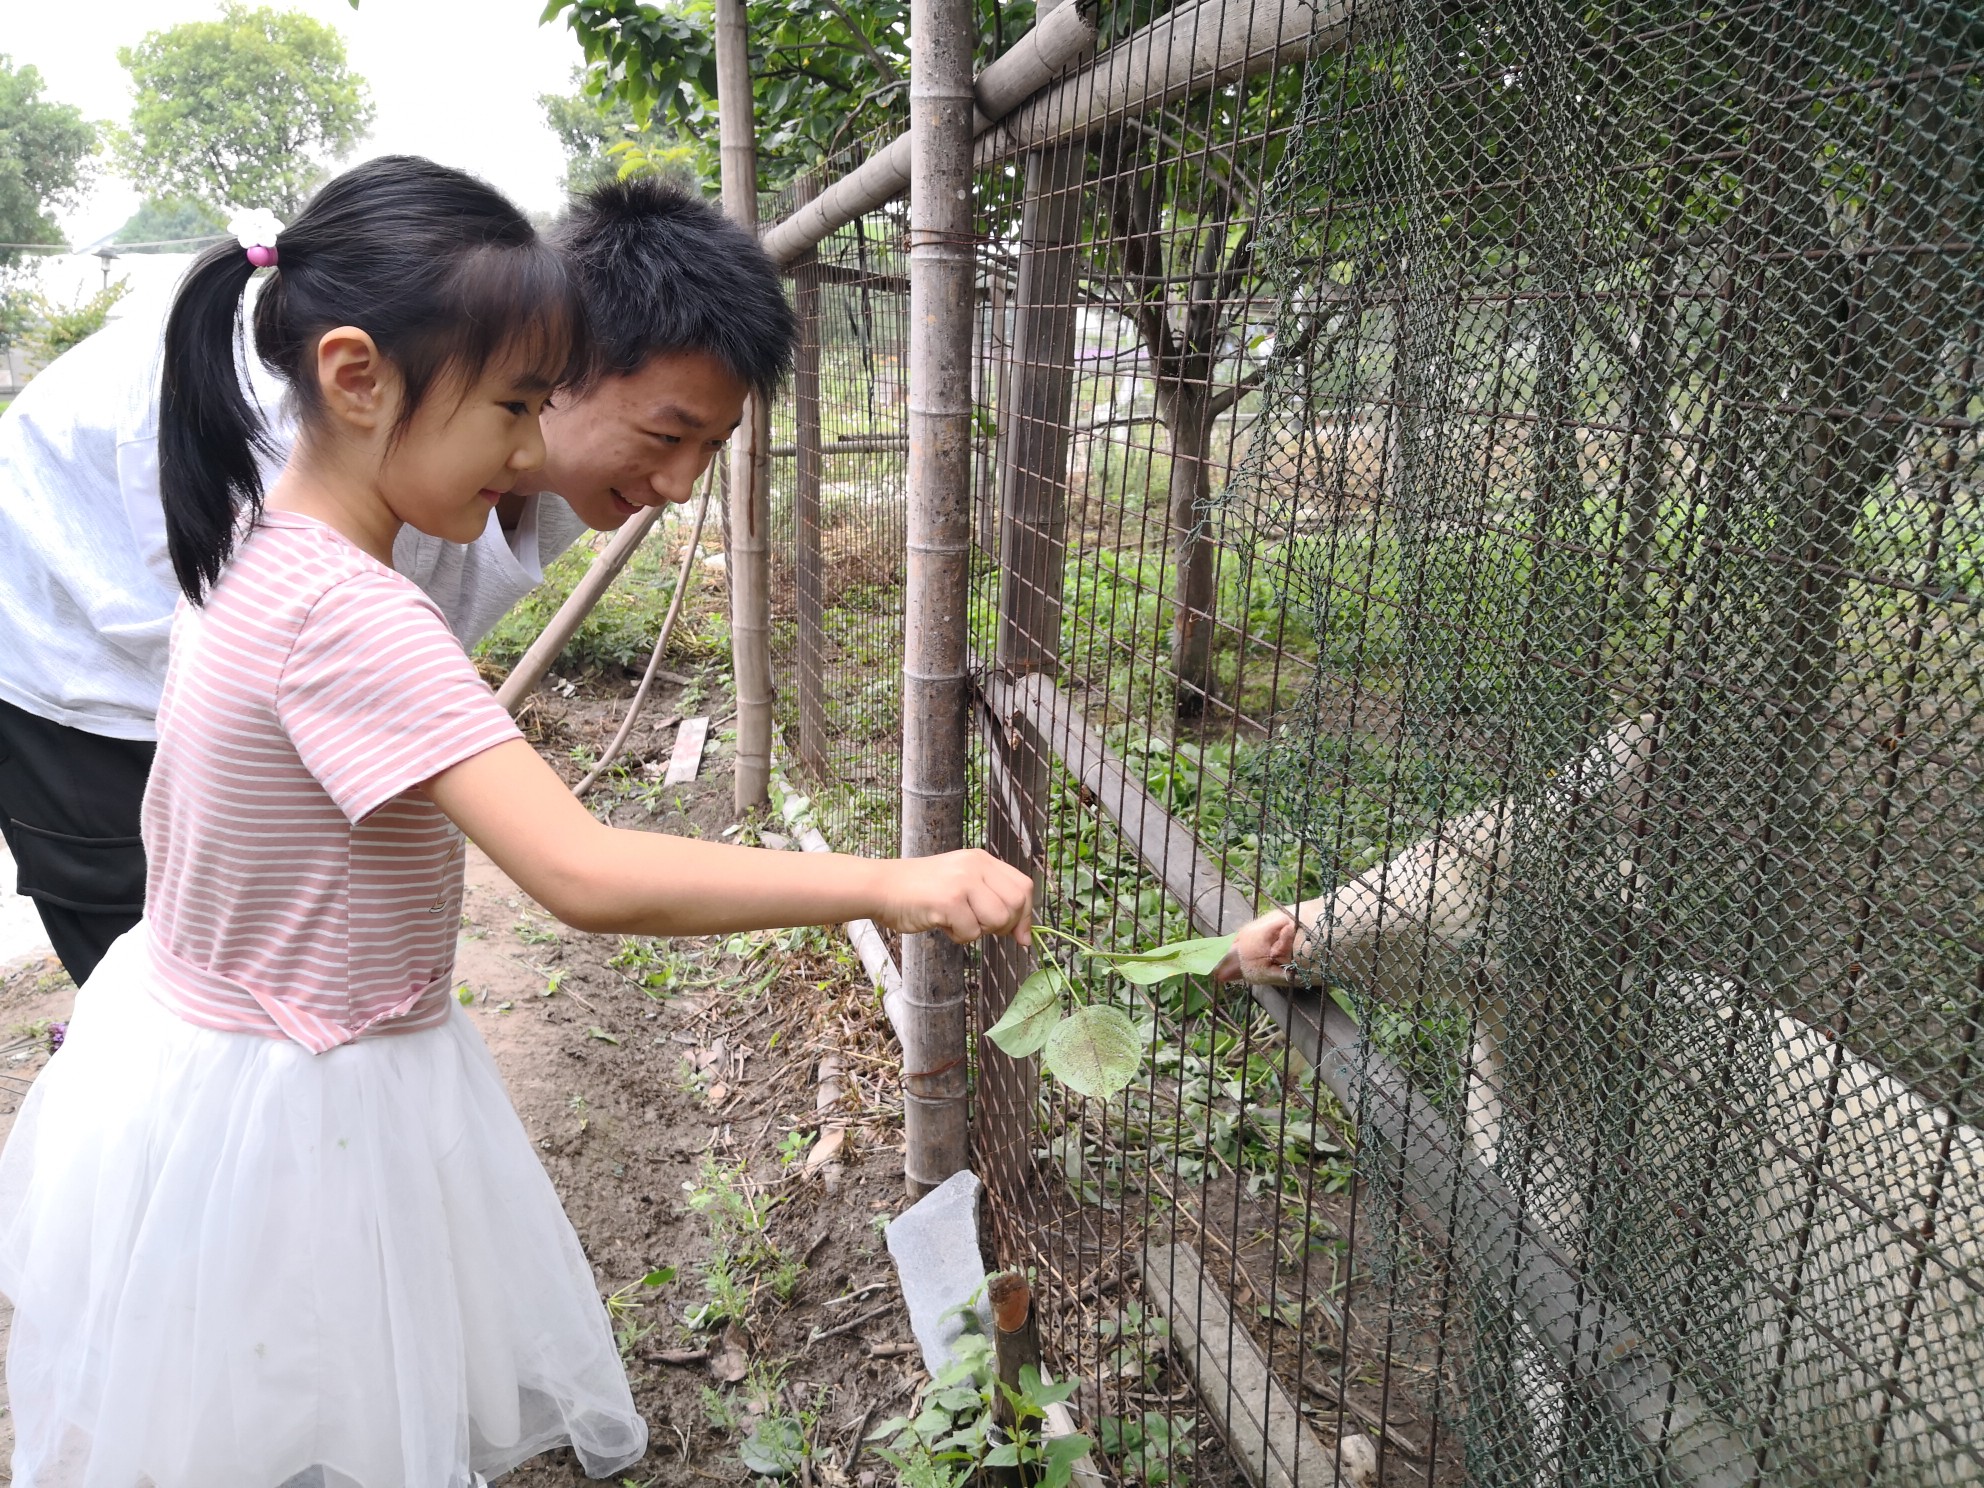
[767,0,1981,1481]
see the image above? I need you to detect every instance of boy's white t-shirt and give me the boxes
[0,302,590,742]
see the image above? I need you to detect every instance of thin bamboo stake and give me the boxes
[791,172,829,774]
[572,467,717,797]
[716,0,773,812]
[758,0,1097,268]
[495,505,666,715]
[899,0,974,1197]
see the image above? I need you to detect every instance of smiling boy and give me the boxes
[0,176,793,982]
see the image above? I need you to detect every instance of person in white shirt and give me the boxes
[0,175,795,982]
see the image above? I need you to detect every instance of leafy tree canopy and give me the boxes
[544,0,1030,185]
[112,195,227,250]
[117,5,375,217]
[0,55,97,267]
[539,68,701,195]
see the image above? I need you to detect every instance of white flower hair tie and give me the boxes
[227,208,285,268]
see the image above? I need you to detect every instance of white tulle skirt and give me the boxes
[0,929,647,1488]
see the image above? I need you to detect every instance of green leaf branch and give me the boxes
[984,926,1236,1102]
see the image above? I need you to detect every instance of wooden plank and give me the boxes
[664,716,710,786]
[1142,1241,1367,1488]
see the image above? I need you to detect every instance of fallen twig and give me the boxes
[808,1299,897,1343]
[844,1404,876,1473]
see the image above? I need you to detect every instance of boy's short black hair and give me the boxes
[554,178,795,398]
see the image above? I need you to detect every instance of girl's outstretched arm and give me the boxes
[424,739,1032,945]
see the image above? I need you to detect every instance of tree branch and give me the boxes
[814,0,903,86]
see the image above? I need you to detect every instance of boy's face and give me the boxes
[527,350,748,528]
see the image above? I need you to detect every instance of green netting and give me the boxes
[1221,1,1982,1481]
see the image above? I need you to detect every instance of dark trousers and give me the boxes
[0,697,153,985]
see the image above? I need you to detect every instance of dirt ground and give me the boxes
[0,669,925,1488]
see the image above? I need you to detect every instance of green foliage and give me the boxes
[602,1265,677,1357]
[738,1414,807,1475]
[0,271,35,356]
[1040,1005,1143,1100]
[473,533,713,675]
[987,926,1237,1102]
[539,67,702,194]
[16,277,129,364]
[681,1157,798,1332]
[545,0,1029,185]
[111,195,226,249]
[1098,1410,1195,1485]
[870,1314,1092,1487]
[981,965,1067,1059]
[117,5,375,215]
[0,56,97,269]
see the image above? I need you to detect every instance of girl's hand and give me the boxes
[878,849,1034,946]
[1214,908,1305,984]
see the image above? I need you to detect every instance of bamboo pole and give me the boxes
[494,505,666,714]
[758,0,1096,268]
[977,0,1397,167]
[978,70,1083,1194]
[791,172,829,774]
[899,0,975,1197]
[716,0,773,812]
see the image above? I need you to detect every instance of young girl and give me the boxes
[0,156,1031,1488]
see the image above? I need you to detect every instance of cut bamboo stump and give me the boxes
[985,1272,1106,1488]
[1141,1242,1376,1488]
[494,506,665,715]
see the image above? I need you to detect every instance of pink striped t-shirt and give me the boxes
[141,511,523,1053]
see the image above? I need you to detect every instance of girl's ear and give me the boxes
[314,326,395,433]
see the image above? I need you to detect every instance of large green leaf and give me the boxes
[739,1415,806,1476]
[984,965,1068,1059]
[1041,1005,1143,1100]
[1094,934,1236,986]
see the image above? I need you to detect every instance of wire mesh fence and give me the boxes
[767,177,912,858]
[767,0,1982,1481]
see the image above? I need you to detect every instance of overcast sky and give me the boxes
[5,0,596,245]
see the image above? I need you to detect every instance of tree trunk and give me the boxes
[1164,384,1219,717]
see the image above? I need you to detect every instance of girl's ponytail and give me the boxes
[159,241,274,604]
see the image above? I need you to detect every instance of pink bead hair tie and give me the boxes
[227,208,285,270]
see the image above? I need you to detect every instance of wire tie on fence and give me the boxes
[905,228,982,250]
[902,1056,967,1095]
